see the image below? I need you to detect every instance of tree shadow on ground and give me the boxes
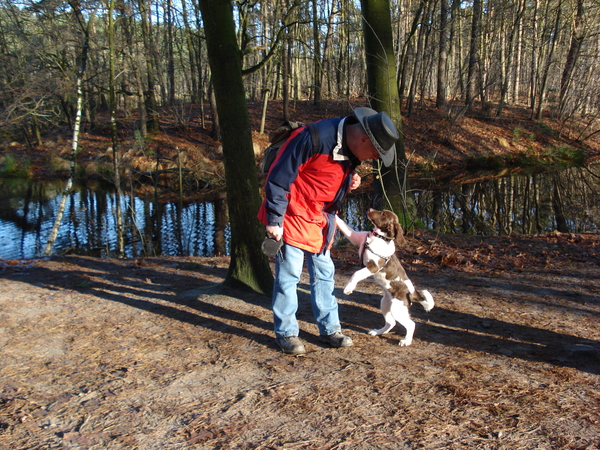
[4,255,599,374]
[334,267,600,375]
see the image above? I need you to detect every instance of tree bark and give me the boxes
[282,37,290,121]
[311,0,322,108]
[108,0,124,257]
[361,0,417,226]
[496,0,525,117]
[436,0,449,109]
[535,1,562,121]
[407,2,429,117]
[44,5,95,257]
[558,0,585,119]
[281,0,290,121]
[199,0,274,295]
[181,0,200,103]
[465,0,482,108]
[165,0,175,106]
[397,0,425,109]
[138,0,160,132]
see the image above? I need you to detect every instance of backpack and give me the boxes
[260,121,320,175]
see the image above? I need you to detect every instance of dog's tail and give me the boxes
[410,290,435,312]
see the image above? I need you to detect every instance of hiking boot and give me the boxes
[320,331,353,348]
[276,336,306,355]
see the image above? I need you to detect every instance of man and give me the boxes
[257,107,399,354]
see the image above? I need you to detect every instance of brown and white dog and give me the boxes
[336,209,434,346]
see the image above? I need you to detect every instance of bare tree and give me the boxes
[534,0,562,121]
[558,0,585,120]
[44,5,96,256]
[108,0,124,257]
[311,0,323,107]
[465,0,482,108]
[137,0,160,132]
[361,0,417,225]
[496,0,526,117]
[198,0,273,294]
[436,0,449,109]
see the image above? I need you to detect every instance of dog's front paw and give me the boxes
[368,329,378,336]
[343,283,356,295]
[399,338,412,347]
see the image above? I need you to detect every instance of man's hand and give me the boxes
[349,172,361,191]
[266,225,284,241]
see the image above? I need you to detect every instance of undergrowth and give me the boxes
[466,146,586,173]
[0,153,33,178]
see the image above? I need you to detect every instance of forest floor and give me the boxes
[1,100,600,449]
[1,232,599,449]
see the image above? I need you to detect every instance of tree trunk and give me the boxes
[536,1,562,121]
[181,0,200,103]
[320,4,337,100]
[208,79,220,140]
[397,0,425,109]
[552,176,569,232]
[281,0,291,120]
[558,0,585,119]
[44,7,94,257]
[497,0,525,117]
[282,38,290,121]
[138,0,160,132]
[361,0,417,226]
[465,0,482,108]
[165,0,175,105]
[108,0,124,257]
[311,0,322,108]
[436,0,449,109]
[407,2,428,117]
[199,0,274,295]
[513,15,523,104]
[529,0,539,116]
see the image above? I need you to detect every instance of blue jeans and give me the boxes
[272,243,342,338]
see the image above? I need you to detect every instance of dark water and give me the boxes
[1,166,598,260]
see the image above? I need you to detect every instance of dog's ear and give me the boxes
[393,222,407,246]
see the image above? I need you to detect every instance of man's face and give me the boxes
[350,134,379,162]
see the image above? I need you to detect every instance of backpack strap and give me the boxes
[307,122,320,156]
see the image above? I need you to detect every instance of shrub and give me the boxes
[512,126,535,141]
[0,153,32,178]
[546,145,585,167]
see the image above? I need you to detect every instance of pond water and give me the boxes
[1,165,598,260]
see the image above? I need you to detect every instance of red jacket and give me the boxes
[257,116,359,253]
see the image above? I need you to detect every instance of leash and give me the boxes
[361,239,393,273]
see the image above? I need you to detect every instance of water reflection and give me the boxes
[411,167,599,235]
[1,165,598,260]
[0,179,229,260]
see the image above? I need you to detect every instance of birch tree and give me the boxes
[44,5,95,256]
[108,0,124,256]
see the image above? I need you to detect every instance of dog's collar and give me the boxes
[371,229,393,242]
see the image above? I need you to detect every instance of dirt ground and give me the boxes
[1,231,599,449]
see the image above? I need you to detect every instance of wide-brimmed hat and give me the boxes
[353,107,398,167]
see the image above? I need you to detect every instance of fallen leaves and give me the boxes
[391,231,600,275]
